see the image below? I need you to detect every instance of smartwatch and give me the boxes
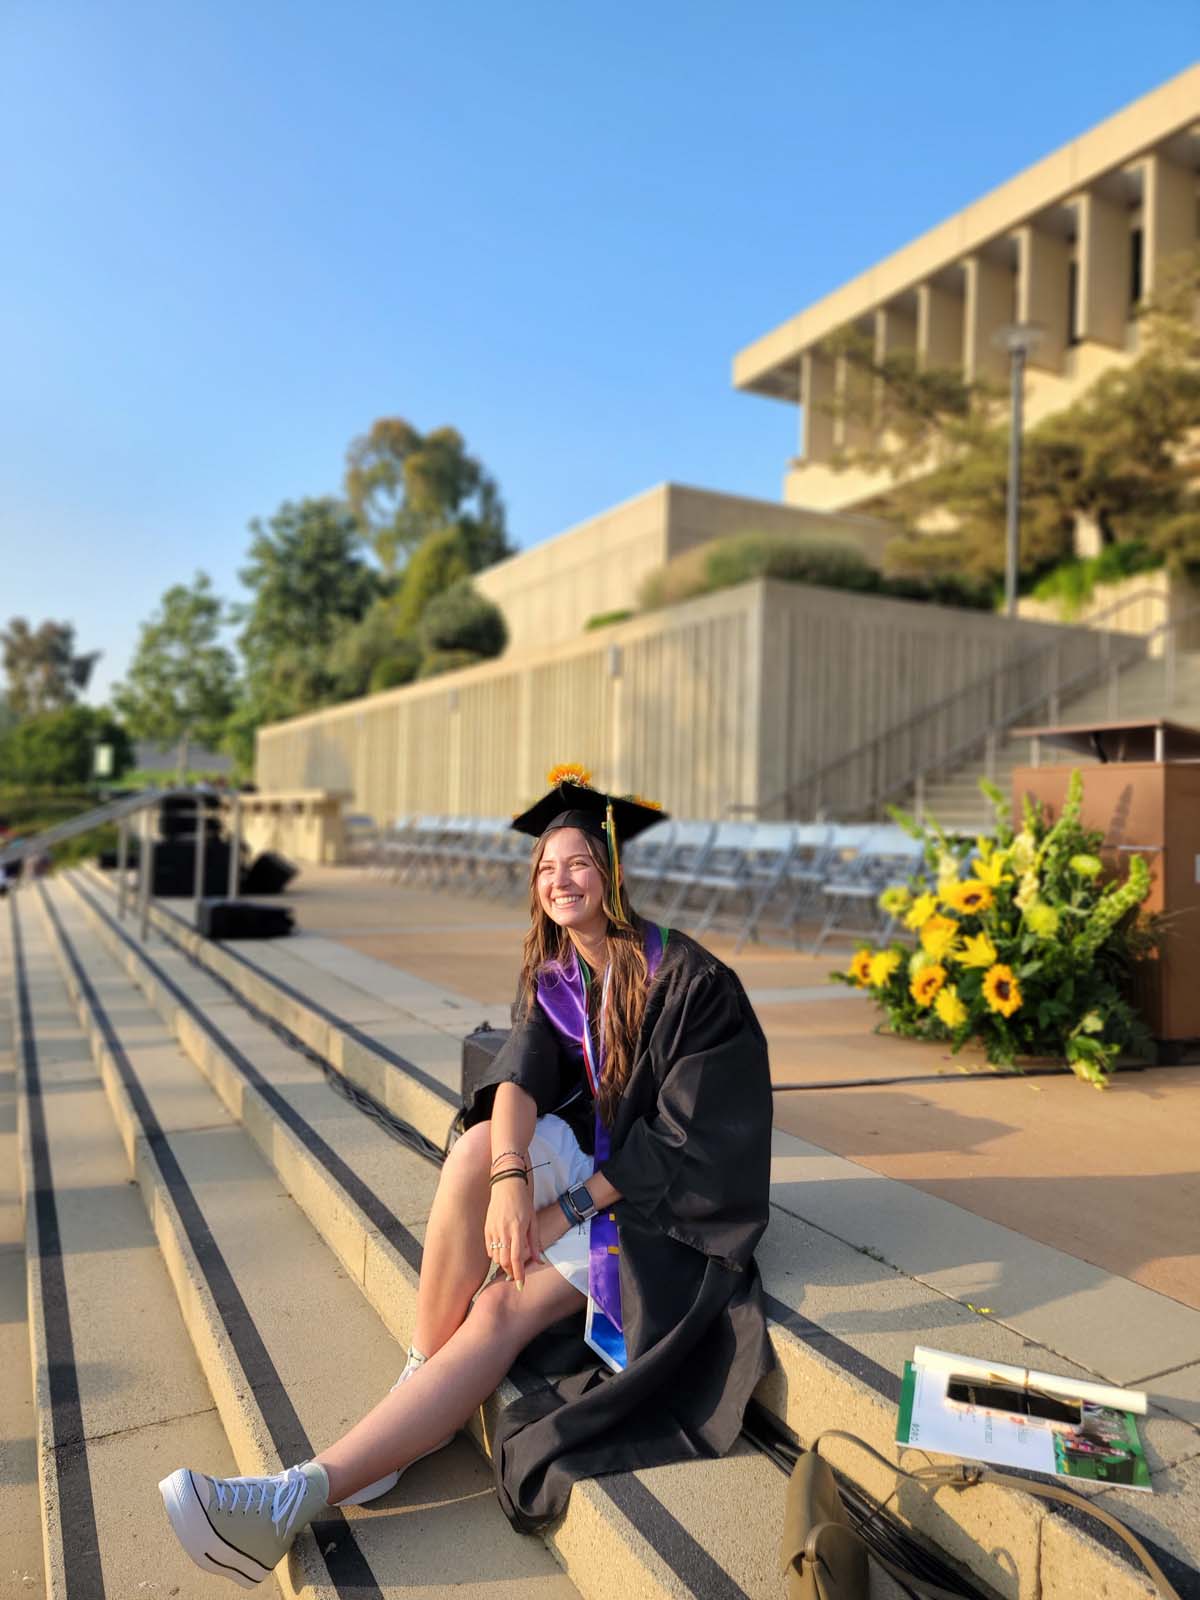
[566,1183,598,1223]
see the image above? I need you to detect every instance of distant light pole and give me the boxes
[993,322,1044,618]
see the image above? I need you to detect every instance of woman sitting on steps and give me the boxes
[159,769,775,1588]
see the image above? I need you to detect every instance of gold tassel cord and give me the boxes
[605,801,626,924]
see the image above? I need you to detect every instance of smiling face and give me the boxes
[534,826,609,943]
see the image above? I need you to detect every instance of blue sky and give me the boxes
[3,2,1197,701]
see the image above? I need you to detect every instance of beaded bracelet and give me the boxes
[489,1167,529,1187]
[490,1149,526,1168]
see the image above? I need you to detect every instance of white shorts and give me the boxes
[528,1113,593,1298]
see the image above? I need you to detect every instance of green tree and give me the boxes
[392,527,474,632]
[326,599,420,700]
[238,497,380,705]
[0,705,133,787]
[112,574,237,776]
[1,618,99,718]
[345,418,511,576]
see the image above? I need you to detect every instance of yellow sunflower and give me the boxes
[934,984,968,1030]
[849,948,874,986]
[920,914,961,962]
[959,931,997,969]
[547,762,593,787]
[910,965,947,1008]
[903,892,938,931]
[943,880,994,916]
[982,964,1023,1018]
[868,949,903,987]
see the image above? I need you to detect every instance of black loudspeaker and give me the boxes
[241,851,298,895]
[197,899,295,939]
[150,839,235,896]
[158,794,223,840]
[98,843,141,870]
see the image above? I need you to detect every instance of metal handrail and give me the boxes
[892,601,1200,815]
[764,584,1178,819]
[830,601,1200,823]
[2,785,243,938]
[0,788,184,869]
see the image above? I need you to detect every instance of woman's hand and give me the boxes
[484,1173,535,1288]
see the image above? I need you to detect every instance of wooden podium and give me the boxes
[1011,719,1200,1045]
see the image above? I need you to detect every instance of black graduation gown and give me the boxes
[461,928,776,1532]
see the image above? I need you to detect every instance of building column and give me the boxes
[1076,189,1127,347]
[963,255,1014,381]
[833,349,872,452]
[874,304,916,428]
[1015,224,1070,371]
[800,349,835,463]
[916,280,962,369]
[1143,150,1197,296]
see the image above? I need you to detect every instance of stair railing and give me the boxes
[755,585,1195,821]
[1,786,241,937]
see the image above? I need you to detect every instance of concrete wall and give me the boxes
[473,482,893,654]
[256,581,763,823]
[256,580,1114,824]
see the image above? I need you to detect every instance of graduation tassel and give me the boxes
[605,801,626,924]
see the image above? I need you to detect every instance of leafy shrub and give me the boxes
[1031,540,1161,617]
[584,609,634,631]
[367,640,422,693]
[705,536,878,592]
[418,581,507,658]
[638,533,993,613]
[834,772,1155,1085]
[418,648,483,680]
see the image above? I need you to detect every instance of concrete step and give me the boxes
[24,882,583,1600]
[68,863,1200,1600]
[7,893,268,1598]
[43,874,793,1600]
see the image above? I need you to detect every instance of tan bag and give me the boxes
[781,1430,1181,1600]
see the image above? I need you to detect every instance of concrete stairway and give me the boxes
[912,648,1200,835]
[7,865,1200,1600]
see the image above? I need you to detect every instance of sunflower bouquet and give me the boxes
[836,770,1155,1086]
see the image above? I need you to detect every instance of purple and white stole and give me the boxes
[536,923,665,1370]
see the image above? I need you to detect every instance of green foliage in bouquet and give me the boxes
[833,771,1155,1086]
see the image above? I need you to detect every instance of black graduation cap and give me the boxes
[511,768,669,922]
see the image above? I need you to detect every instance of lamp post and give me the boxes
[993,322,1044,618]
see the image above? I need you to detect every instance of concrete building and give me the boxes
[734,63,1200,516]
[473,482,891,655]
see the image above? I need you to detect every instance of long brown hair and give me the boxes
[518,829,652,1124]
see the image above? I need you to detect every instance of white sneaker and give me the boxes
[334,1355,455,1506]
[158,1460,329,1588]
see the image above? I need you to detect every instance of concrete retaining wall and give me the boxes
[255,580,1119,823]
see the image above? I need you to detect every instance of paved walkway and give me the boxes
[264,868,1200,1322]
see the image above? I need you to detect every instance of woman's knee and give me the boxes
[467,1279,523,1342]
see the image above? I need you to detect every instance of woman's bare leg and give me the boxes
[410,1121,495,1357]
[316,1261,584,1505]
